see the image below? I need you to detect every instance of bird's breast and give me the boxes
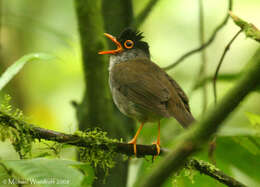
[109,70,162,123]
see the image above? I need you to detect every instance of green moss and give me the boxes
[75,128,119,174]
[194,158,220,172]
[187,158,227,182]
[37,142,63,158]
[0,95,33,159]
[183,167,196,183]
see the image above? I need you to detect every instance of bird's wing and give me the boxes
[110,58,172,118]
[164,73,191,112]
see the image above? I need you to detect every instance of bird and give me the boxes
[98,28,195,156]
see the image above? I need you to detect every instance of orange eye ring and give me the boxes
[124,40,134,49]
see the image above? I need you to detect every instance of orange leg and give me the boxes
[128,123,144,156]
[153,121,161,156]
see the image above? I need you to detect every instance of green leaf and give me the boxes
[232,136,260,155]
[0,164,11,184]
[73,163,95,187]
[0,158,94,187]
[245,112,260,130]
[0,53,54,91]
[216,137,260,184]
[229,11,260,42]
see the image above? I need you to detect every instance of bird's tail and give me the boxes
[171,110,195,129]
[177,113,195,128]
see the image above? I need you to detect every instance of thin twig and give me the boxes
[163,0,233,70]
[0,111,247,187]
[208,135,217,165]
[213,29,242,104]
[131,0,160,28]
[197,0,208,112]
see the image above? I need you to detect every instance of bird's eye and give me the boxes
[124,40,134,49]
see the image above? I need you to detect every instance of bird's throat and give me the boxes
[108,49,149,71]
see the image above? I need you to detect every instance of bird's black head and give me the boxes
[118,28,150,56]
[98,28,150,57]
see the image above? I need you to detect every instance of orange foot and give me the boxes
[128,123,144,156]
[152,141,161,156]
[128,139,137,156]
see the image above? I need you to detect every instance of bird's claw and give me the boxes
[152,141,160,158]
[128,139,137,156]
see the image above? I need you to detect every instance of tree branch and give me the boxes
[0,111,159,157]
[74,0,114,133]
[188,159,246,187]
[0,111,246,187]
[138,47,260,187]
[163,0,232,70]
[213,29,242,104]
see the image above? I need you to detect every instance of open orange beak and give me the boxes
[98,33,123,55]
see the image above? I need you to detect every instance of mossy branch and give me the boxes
[0,110,160,157]
[230,12,260,42]
[188,159,246,187]
[0,111,245,187]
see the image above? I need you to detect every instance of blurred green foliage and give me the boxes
[0,0,259,186]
